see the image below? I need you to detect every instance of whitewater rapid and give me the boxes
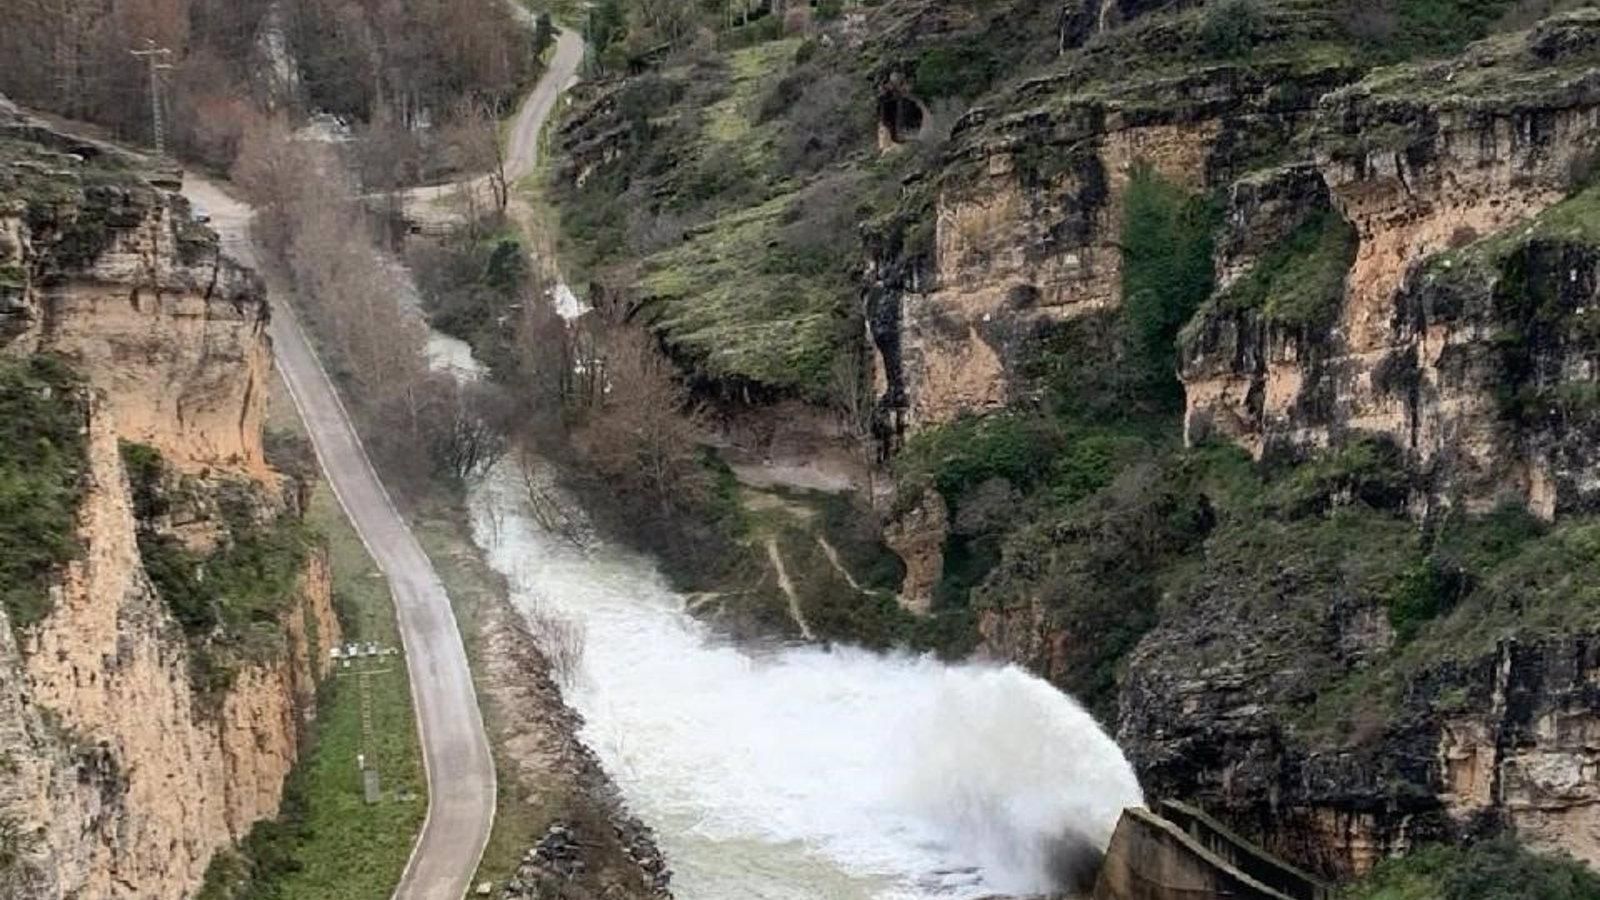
[462,454,1144,899]
[422,323,1143,896]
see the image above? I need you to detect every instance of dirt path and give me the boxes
[763,537,816,640]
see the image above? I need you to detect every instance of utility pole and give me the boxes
[130,40,174,156]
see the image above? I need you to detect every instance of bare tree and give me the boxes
[516,602,585,688]
[573,326,708,513]
[426,377,511,483]
[445,97,510,214]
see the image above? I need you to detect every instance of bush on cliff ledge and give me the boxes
[1346,838,1600,900]
[0,356,88,630]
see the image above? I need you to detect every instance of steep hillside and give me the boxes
[0,99,338,898]
[534,0,1600,883]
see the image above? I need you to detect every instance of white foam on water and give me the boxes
[466,462,1144,900]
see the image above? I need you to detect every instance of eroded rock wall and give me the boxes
[1,408,336,899]
[0,101,338,899]
[1,98,270,477]
[1181,13,1600,515]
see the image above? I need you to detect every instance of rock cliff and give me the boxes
[0,100,337,899]
[1181,13,1600,516]
[544,1,1600,882]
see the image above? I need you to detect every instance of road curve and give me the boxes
[183,25,585,900]
[402,25,584,221]
[506,25,585,183]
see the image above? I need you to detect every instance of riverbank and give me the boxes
[197,378,427,900]
[407,490,672,896]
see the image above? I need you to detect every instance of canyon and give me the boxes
[542,0,1600,888]
[0,99,337,898]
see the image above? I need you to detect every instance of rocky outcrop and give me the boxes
[1121,617,1600,879]
[1,408,336,899]
[883,488,948,613]
[868,54,1356,436]
[1181,12,1600,515]
[1118,12,1600,881]
[0,101,337,899]
[0,97,270,477]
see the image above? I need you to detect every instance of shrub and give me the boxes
[1216,209,1359,332]
[1346,838,1600,899]
[0,355,88,629]
[1386,557,1467,642]
[1199,0,1268,57]
[1267,437,1411,517]
[912,45,1000,99]
[1120,165,1217,410]
[129,446,313,699]
[895,413,1061,508]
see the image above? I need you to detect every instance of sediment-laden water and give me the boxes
[428,329,1141,899]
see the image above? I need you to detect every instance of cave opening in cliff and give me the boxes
[879,92,927,144]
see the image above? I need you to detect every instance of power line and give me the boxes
[130,39,174,156]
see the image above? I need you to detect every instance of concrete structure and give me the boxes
[1094,803,1331,900]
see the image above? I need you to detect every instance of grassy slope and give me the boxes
[268,483,427,898]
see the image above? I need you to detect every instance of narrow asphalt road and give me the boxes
[402,26,584,221]
[183,25,585,900]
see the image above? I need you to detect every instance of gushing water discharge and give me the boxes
[424,329,1143,896]
[465,460,1144,899]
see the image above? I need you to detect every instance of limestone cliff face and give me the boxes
[1180,13,1600,515]
[1121,610,1600,878]
[0,101,337,899]
[866,53,1356,438]
[1,409,336,899]
[1,98,270,476]
[1116,13,1600,879]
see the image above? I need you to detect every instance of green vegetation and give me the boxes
[2,139,151,269]
[1353,5,1600,98]
[197,483,424,900]
[912,44,1001,98]
[1120,166,1218,408]
[1210,209,1359,331]
[1347,0,1553,63]
[410,223,528,373]
[1345,838,1600,899]
[1199,0,1269,57]
[639,185,859,397]
[123,445,314,701]
[0,355,87,629]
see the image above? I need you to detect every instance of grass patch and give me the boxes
[197,482,426,900]
[1212,209,1358,331]
[0,355,87,630]
[703,39,800,153]
[639,189,854,397]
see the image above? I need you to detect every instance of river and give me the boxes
[429,332,1143,899]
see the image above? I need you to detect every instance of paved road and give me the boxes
[183,25,585,900]
[506,26,584,183]
[402,25,584,224]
